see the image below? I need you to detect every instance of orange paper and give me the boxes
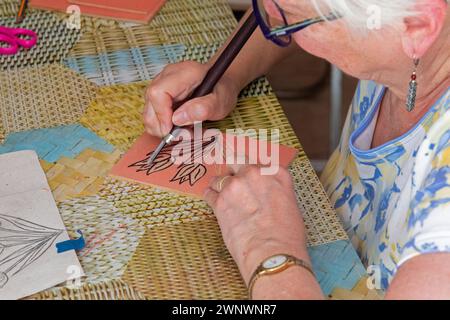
[69,0,158,14]
[30,0,166,24]
[110,132,298,198]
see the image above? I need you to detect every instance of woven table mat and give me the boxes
[68,17,162,57]
[67,0,236,59]
[80,81,148,151]
[0,64,97,141]
[40,148,122,202]
[57,196,146,285]
[0,124,114,162]
[28,279,146,300]
[64,41,273,100]
[0,0,20,17]
[64,44,185,86]
[122,217,248,299]
[149,0,237,45]
[0,11,81,70]
[330,277,383,300]
[99,177,213,228]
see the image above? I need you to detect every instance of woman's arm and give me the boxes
[203,164,324,300]
[249,249,324,300]
[211,9,298,92]
[386,253,450,299]
[253,267,324,300]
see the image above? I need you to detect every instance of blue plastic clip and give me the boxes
[56,230,85,253]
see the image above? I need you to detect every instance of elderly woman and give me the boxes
[143,0,449,299]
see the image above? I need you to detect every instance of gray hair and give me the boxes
[313,0,446,29]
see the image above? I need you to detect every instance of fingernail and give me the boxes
[172,111,189,126]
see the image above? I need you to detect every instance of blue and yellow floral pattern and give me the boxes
[321,80,450,290]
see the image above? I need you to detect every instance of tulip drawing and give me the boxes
[170,163,207,186]
[128,135,220,187]
[0,214,62,288]
[128,151,174,175]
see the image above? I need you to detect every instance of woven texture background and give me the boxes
[67,0,236,59]
[0,0,18,17]
[27,279,146,300]
[64,44,185,86]
[57,196,146,284]
[0,65,97,140]
[122,218,248,299]
[0,124,113,162]
[0,11,81,70]
[99,177,213,228]
[40,149,122,202]
[0,0,362,300]
[63,42,272,98]
[80,82,148,151]
[330,277,383,300]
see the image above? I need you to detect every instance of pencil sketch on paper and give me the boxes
[128,135,220,186]
[0,214,63,288]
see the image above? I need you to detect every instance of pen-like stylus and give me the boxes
[147,12,258,165]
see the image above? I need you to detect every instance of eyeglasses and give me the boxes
[252,0,341,47]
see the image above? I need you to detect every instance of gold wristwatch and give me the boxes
[247,254,315,299]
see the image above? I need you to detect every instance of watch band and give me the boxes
[247,254,315,299]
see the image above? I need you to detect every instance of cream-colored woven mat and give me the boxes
[57,196,146,284]
[0,0,23,17]
[329,277,383,300]
[150,0,237,45]
[99,177,213,228]
[27,279,146,300]
[122,217,248,299]
[40,149,122,202]
[67,0,236,59]
[80,81,148,151]
[0,64,97,138]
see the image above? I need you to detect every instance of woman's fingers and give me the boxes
[203,188,219,209]
[209,175,233,193]
[143,60,240,138]
[142,102,162,136]
[227,154,251,176]
[144,87,174,137]
[143,61,207,137]
[172,94,215,126]
[172,82,236,126]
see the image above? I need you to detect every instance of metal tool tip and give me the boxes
[147,140,166,165]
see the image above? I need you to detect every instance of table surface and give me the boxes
[0,0,369,300]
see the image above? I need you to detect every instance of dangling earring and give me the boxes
[406,57,420,112]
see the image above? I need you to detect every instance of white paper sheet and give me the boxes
[0,150,83,300]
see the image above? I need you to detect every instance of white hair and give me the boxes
[312,0,427,29]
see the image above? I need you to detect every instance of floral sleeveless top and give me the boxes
[321,80,450,290]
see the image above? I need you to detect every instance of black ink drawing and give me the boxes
[128,135,219,186]
[170,163,207,186]
[0,214,63,288]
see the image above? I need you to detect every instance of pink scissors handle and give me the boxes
[0,33,19,55]
[9,27,37,49]
[0,26,37,52]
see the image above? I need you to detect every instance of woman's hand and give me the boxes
[143,61,240,137]
[203,164,310,285]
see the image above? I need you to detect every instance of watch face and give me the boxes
[263,255,287,269]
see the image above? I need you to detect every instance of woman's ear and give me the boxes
[401,0,448,59]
